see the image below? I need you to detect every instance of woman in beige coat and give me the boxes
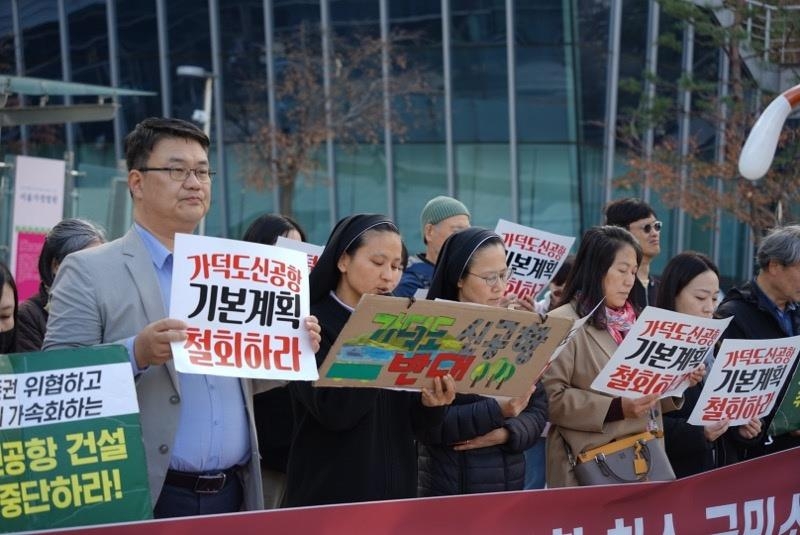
[543,226,693,488]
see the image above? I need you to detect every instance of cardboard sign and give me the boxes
[591,307,731,399]
[494,219,575,301]
[0,346,151,532]
[689,336,800,426]
[275,236,323,271]
[169,233,318,380]
[315,294,574,396]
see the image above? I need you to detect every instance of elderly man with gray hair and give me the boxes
[715,224,800,460]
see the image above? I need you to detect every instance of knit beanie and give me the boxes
[420,196,471,235]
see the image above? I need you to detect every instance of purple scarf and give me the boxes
[605,301,636,345]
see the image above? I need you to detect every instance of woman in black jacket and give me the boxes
[417,227,547,496]
[284,213,455,507]
[658,252,761,477]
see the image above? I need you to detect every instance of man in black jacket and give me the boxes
[604,198,661,309]
[715,224,800,459]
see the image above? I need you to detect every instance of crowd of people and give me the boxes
[1,116,798,519]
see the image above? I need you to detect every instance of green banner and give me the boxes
[770,364,800,437]
[0,346,151,532]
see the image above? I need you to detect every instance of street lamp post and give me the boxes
[176,65,214,235]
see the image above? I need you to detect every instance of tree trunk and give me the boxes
[279,178,295,217]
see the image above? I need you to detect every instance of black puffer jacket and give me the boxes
[417,383,547,496]
[715,280,800,459]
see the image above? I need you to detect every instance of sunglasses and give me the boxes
[635,221,663,234]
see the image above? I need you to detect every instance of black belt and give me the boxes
[164,467,238,494]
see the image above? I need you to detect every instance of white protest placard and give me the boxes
[688,336,800,426]
[169,233,318,380]
[0,362,138,430]
[590,307,731,399]
[494,219,575,301]
[275,235,323,271]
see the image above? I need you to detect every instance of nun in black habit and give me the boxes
[284,214,455,507]
[416,227,548,496]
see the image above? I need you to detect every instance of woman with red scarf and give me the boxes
[542,226,696,487]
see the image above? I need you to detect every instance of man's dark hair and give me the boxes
[604,197,656,229]
[124,117,209,172]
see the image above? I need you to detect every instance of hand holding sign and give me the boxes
[737,418,763,440]
[133,318,189,368]
[687,363,706,387]
[421,374,456,406]
[704,420,730,442]
[621,393,659,419]
[500,382,537,418]
[304,316,322,353]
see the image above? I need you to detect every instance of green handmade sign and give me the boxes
[0,345,151,532]
[770,364,800,437]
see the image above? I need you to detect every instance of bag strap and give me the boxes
[593,438,653,483]
[557,430,578,468]
[577,430,657,463]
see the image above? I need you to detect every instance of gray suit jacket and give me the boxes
[43,228,264,510]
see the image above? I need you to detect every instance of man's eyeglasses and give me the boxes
[467,267,513,287]
[138,167,215,183]
[634,221,663,234]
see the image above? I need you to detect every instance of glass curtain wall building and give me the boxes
[0,0,754,285]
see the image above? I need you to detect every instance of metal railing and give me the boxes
[744,0,800,66]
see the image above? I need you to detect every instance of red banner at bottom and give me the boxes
[43,447,800,534]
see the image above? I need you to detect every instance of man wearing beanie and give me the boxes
[395,195,470,297]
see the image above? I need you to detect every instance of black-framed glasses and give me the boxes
[467,267,513,287]
[138,167,215,183]
[635,220,662,234]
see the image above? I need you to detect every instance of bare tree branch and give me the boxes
[228,24,434,215]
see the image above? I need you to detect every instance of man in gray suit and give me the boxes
[43,117,319,518]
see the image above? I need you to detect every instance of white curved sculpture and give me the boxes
[739,84,800,180]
